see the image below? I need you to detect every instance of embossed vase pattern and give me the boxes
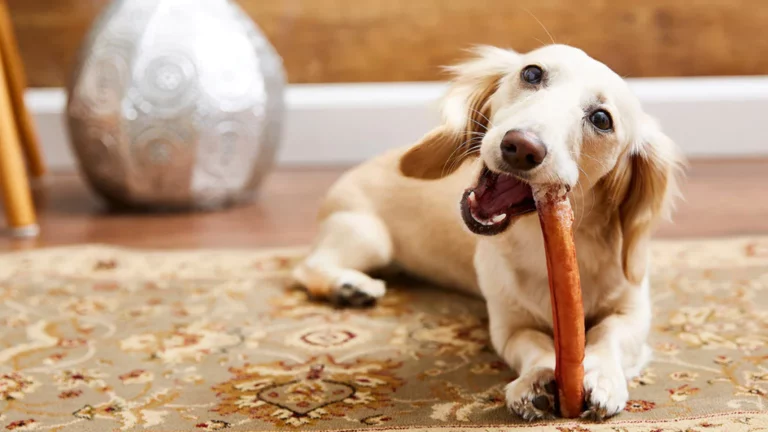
[66,0,285,209]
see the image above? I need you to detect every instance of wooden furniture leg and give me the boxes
[0,40,38,238]
[0,0,45,178]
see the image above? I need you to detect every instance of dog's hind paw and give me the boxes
[330,274,386,308]
[505,367,558,421]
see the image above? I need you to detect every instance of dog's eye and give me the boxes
[521,65,543,85]
[589,110,613,131]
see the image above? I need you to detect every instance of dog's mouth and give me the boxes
[460,166,536,236]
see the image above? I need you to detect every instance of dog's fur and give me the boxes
[293,45,684,420]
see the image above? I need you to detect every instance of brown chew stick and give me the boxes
[535,187,585,418]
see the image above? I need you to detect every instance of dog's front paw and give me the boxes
[505,367,558,421]
[582,366,628,421]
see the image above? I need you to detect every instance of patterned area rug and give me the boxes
[0,238,767,431]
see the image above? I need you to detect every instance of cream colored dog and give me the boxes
[293,44,683,420]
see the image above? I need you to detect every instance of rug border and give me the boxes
[160,410,768,432]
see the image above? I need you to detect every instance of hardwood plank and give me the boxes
[1,159,767,251]
[8,0,768,87]
[656,159,768,238]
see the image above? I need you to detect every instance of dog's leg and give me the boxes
[498,326,559,420]
[581,279,652,421]
[477,244,559,420]
[293,211,393,307]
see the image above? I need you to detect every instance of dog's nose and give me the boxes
[500,130,547,171]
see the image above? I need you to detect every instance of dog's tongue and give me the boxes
[474,172,534,217]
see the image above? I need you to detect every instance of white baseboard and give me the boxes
[28,76,768,170]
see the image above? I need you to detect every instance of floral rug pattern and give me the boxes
[0,237,767,431]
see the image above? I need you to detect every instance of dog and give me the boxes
[293,44,684,420]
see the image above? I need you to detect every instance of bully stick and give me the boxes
[534,186,586,418]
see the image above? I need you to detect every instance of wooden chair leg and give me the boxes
[0,40,37,238]
[0,0,45,178]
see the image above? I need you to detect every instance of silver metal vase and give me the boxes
[66,0,285,210]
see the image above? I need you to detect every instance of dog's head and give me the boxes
[400,44,684,283]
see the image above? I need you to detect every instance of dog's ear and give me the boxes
[400,46,518,179]
[398,125,465,179]
[603,118,685,284]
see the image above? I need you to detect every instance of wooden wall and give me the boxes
[9,0,768,87]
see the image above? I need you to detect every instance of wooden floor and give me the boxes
[1,159,767,251]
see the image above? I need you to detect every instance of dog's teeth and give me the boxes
[468,191,477,207]
[492,213,507,224]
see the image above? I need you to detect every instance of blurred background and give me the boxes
[12,1,768,86]
[1,0,767,248]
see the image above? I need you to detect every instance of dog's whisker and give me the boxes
[574,166,596,230]
[579,152,610,172]
[442,138,476,176]
[455,137,482,152]
[442,144,465,175]
[444,152,479,176]
[531,37,548,48]
[461,131,487,137]
[468,118,489,132]
[568,151,598,228]
[446,144,482,172]
[574,174,587,230]
[469,108,496,129]
[575,151,611,181]
[564,153,586,229]
[449,126,487,175]
[521,7,556,45]
[441,138,482,176]
[451,149,481,168]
